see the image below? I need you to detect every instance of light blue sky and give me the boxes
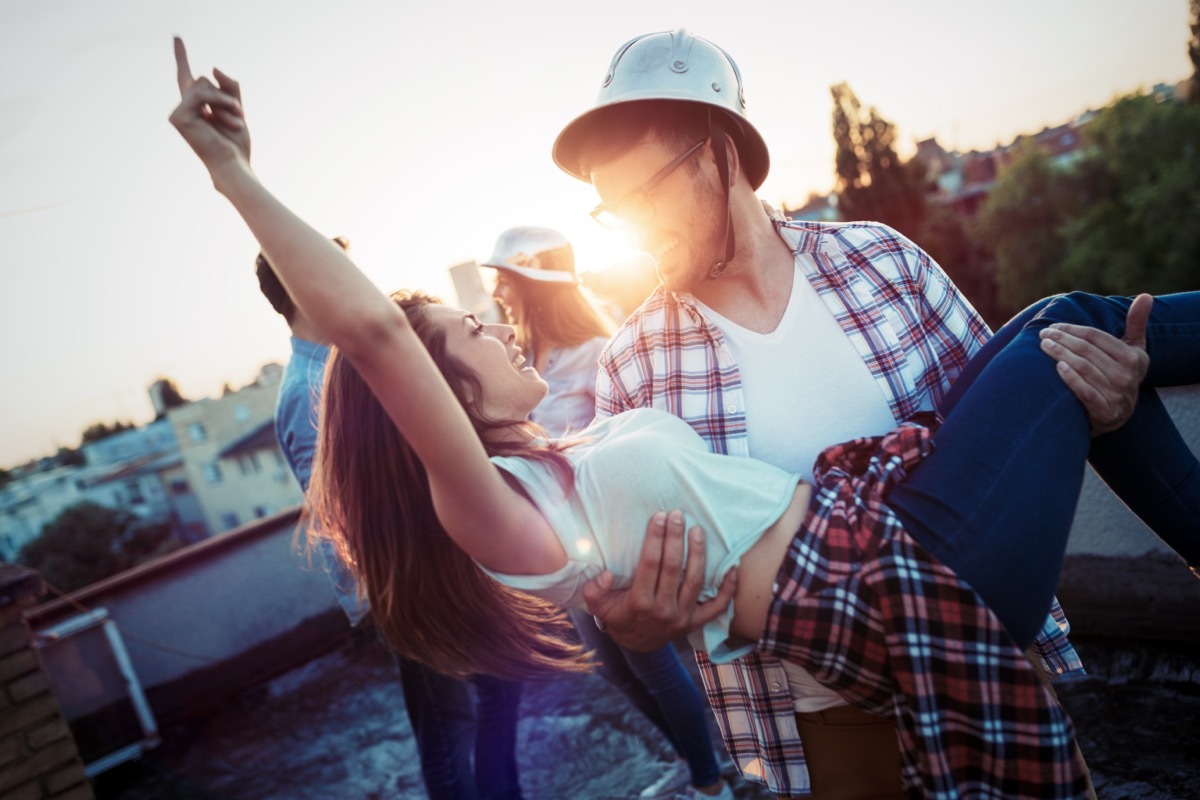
[0,0,1190,467]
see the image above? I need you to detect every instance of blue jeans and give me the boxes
[888,291,1200,648]
[399,656,524,800]
[569,610,720,788]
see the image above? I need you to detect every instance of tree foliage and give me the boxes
[830,82,928,239]
[1061,94,1200,294]
[17,502,185,592]
[1189,0,1200,104]
[828,82,1001,323]
[973,143,1083,314]
[55,447,85,467]
[975,94,1200,317]
[80,420,136,444]
[154,377,190,419]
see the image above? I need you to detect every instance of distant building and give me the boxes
[0,418,207,559]
[81,418,177,468]
[0,466,89,562]
[3,364,302,563]
[782,193,839,223]
[912,107,1096,219]
[73,456,173,524]
[213,420,299,526]
[165,368,302,536]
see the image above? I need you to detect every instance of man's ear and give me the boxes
[723,132,741,188]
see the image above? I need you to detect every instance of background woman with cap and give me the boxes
[482,227,614,437]
[483,226,732,800]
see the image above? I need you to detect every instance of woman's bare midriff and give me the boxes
[730,481,812,644]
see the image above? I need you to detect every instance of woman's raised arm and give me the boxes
[168,38,556,571]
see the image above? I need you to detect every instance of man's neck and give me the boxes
[689,207,794,334]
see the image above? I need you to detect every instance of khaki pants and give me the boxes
[790,650,1098,800]
[793,704,905,800]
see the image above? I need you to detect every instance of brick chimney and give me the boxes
[0,565,94,800]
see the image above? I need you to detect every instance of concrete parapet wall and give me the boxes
[24,511,346,723]
[1061,385,1200,640]
[1068,385,1200,556]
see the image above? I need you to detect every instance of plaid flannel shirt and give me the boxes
[594,220,1084,796]
[761,420,1088,798]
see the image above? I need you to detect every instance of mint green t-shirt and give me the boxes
[487,408,801,663]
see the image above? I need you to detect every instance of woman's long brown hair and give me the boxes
[504,275,615,354]
[304,290,591,681]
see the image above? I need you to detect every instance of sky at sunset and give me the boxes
[0,0,1191,467]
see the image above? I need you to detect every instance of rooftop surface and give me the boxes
[94,632,1200,799]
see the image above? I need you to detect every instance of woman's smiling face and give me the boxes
[426,304,548,423]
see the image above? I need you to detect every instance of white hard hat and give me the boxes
[480,226,578,284]
[553,28,770,189]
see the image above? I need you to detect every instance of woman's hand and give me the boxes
[168,37,251,181]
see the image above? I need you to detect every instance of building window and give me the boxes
[126,481,144,504]
[253,505,270,518]
[187,422,207,443]
[170,479,190,496]
[203,463,222,484]
[220,512,239,530]
[237,452,262,476]
[234,404,252,423]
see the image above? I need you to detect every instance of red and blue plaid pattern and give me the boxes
[761,420,1089,799]
[596,220,1084,794]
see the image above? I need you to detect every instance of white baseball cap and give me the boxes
[480,226,578,284]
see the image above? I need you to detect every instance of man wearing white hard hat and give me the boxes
[554,28,1134,799]
[482,226,732,800]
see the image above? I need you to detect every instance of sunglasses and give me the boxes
[589,138,708,228]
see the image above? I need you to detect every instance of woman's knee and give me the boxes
[1034,291,1128,333]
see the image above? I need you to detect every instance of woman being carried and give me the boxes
[169,40,1200,799]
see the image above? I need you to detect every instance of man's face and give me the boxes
[590,136,724,293]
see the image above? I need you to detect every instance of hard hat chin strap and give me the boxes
[707,110,736,279]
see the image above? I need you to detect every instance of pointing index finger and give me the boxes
[174,36,194,94]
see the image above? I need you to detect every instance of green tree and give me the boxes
[830,82,928,238]
[80,420,136,444]
[973,143,1084,316]
[153,377,190,420]
[1060,94,1200,294]
[976,93,1200,318]
[55,447,85,467]
[17,502,185,592]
